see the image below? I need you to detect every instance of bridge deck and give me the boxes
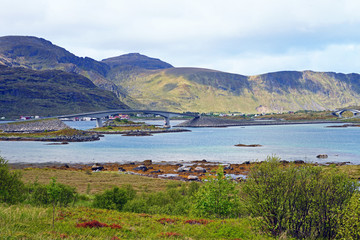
[57,109,198,128]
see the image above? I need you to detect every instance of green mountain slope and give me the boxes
[0,65,128,118]
[108,67,360,113]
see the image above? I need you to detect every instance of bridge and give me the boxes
[57,109,199,128]
[333,109,360,118]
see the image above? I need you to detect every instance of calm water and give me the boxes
[1,120,360,164]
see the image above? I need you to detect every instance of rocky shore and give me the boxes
[176,116,341,127]
[9,160,252,181]
[0,118,68,132]
[0,119,101,142]
[0,132,100,142]
[9,159,354,182]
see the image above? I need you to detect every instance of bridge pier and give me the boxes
[163,116,170,128]
[96,118,103,128]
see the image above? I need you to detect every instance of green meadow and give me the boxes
[1,156,360,239]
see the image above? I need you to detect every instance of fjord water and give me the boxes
[1,120,360,164]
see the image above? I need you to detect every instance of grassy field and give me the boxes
[3,164,359,239]
[0,204,275,240]
[2,168,278,239]
[20,168,177,194]
[18,164,360,195]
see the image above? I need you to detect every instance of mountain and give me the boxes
[101,53,174,108]
[102,53,173,70]
[0,65,128,119]
[0,36,125,96]
[106,67,360,113]
[2,35,360,114]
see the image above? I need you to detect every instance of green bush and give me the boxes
[193,166,242,219]
[0,156,25,204]
[123,182,199,216]
[242,156,358,239]
[337,192,360,239]
[92,186,135,211]
[28,179,77,207]
[28,182,50,205]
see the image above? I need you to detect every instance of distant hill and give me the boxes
[0,65,128,119]
[2,35,360,113]
[102,53,173,70]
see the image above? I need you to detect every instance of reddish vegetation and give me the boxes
[76,220,108,228]
[56,210,73,221]
[183,219,213,225]
[59,233,68,239]
[109,223,122,229]
[157,218,178,224]
[75,220,122,229]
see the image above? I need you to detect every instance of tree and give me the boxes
[47,178,61,231]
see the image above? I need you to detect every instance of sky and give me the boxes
[1,0,360,75]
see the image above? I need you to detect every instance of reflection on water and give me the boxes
[1,120,360,164]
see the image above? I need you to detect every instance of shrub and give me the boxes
[0,156,25,204]
[28,179,77,207]
[29,182,51,205]
[92,186,135,211]
[242,156,358,239]
[337,192,360,239]
[123,182,199,216]
[193,166,241,218]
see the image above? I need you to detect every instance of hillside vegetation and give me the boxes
[0,65,128,118]
[106,67,360,113]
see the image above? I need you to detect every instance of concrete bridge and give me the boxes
[57,109,199,128]
[333,109,360,118]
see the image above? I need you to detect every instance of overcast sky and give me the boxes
[2,0,360,75]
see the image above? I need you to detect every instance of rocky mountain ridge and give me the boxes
[2,35,360,113]
[0,65,128,118]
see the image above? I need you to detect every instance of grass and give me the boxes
[20,168,177,194]
[0,204,275,239]
[337,164,360,179]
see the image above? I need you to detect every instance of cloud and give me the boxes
[1,0,360,74]
[206,43,360,75]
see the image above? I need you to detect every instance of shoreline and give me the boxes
[8,159,357,182]
[176,118,346,127]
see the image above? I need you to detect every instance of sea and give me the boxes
[1,120,360,165]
